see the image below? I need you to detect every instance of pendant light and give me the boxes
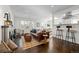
[4,12,12,26]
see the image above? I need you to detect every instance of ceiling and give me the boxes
[54,5,79,18]
[52,5,74,13]
[10,5,78,21]
[10,5,52,21]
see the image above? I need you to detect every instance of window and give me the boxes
[20,20,34,26]
[21,21,25,25]
[71,19,79,24]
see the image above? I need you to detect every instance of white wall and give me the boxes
[14,17,38,33]
[14,16,52,33]
[0,5,14,44]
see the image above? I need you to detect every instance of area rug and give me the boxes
[23,39,49,50]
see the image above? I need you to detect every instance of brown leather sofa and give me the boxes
[31,31,49,42]
[42,32,50,39]
[31,32,43,42]
[36,32,44,42]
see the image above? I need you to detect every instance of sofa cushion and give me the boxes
[0,42,12,53]
[6,39,18,51]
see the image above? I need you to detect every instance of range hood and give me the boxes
[62,12,73,19]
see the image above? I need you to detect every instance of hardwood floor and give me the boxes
[15,37,79,53]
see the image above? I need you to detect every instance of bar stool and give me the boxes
[65,26,76,52]
[56,26,63,39]
[65,26,76,43]
[65,26,72,51]
[70,29,77,52]
[65,26,72,41]
[55,26,63,51]
[70,30,76,43]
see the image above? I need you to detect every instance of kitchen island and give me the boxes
[53,23,79,44]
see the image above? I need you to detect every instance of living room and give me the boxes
[0,5,79,53]
[0,5,52,52]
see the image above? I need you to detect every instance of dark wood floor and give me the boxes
[15,37,79,53]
